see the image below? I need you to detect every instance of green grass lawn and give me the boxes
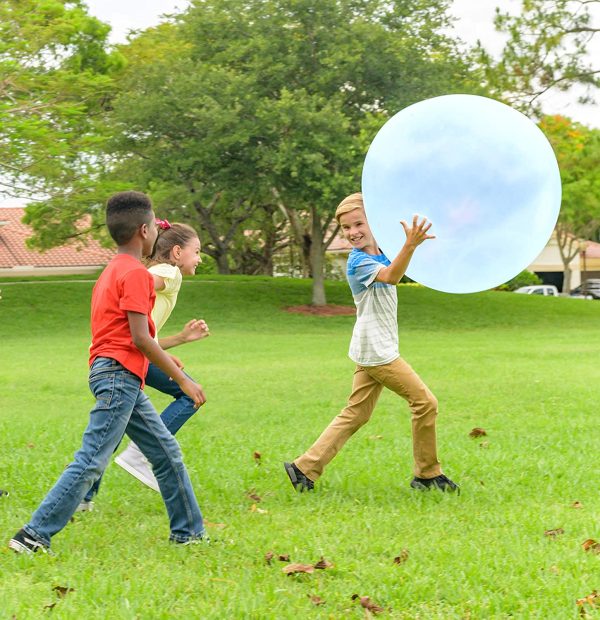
[0,276,599,618]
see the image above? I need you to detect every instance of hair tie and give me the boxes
[155,218,171,230]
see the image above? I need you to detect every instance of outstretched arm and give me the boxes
[375,215,435,285]
[158,319,210,350]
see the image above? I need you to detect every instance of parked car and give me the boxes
[569,280,600,299]
[514,285,559,296]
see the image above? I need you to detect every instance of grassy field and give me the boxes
[0,276,599,619]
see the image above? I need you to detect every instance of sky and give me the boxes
[1,0,598,208]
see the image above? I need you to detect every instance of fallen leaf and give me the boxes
[469,427,487,438]
[249,503,268,514]
[354,595,385,614]
[314,556,334,570]
[393,549,409,564]
[479,441,490,449]
[265,551,274,564]
[572,501,583,509]
[576,590,598,606]
[369,435,383,440]
[582,539,600,553]
[544,528,565,538]
[246,490,262,502]
[27,443,35,448]
[52,586,74,599]
[253,451,262,463]
[549,565,560,574]
[278,554,290,562]
[282,563,315,575]
[309,595,326,606]
[44,602,57,611]
[205,521,227,529]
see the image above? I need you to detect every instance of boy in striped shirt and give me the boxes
[285,192,458,493]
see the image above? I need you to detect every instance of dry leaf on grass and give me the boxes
[309,595,326,606]
[572,501,583,509]
[265,551,274,564]
[52,585,74,598]
[544,528,565,538]
[278,554,290,562]
[352,594,385,614]
[249,503,268,514]
[314,556,334,570]
[246,490,262,502]
[393,549,409,564]
[253,451,262,463]
[282,563,315,575]
[576,590,598,617]
[469,427,487,438]
[582,539,600,553]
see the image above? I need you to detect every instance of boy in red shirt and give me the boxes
[9,191,207,553]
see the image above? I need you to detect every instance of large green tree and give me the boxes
[103,0,475,301]
[475,0,600,115]
[0,0,121,247]
[539,115,600,292]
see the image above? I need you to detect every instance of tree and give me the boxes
[0,0,121,247]
[539,115,600,292]
[166,0,475,302]
[475,0,600,115]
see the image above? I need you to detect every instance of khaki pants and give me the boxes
[295,357,442,481]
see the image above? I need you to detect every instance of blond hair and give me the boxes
[335,192,365,223]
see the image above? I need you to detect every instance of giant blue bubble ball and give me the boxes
[361,94,561,294]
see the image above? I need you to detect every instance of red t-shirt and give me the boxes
[89,254,156,387]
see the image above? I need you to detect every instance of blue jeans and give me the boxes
[83,363,199,502]
[24,358,204,547]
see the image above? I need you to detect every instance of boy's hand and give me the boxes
[400,215,435,249]
[180,378,206,408]
[181,319,210,343]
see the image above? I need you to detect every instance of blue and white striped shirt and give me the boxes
[347,248,399,366]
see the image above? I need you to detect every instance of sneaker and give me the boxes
[8,528,48,554]
[171,535,210,546]
[115,442,160,492]
[0,489,8,498]
[284,461,314,492]
[410,474,460,493]
[75,500,94,512]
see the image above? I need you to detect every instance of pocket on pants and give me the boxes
[89,373,116,409]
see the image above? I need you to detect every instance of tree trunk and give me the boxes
[310,205,327,306]
[562,266,572,294]
[215,252,230,274]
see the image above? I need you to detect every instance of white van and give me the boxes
[514,285,559,296]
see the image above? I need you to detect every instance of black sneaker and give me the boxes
[410,474,460,493]
[284,462,314,492]
[0,489,8,498]
[8,528,48,554]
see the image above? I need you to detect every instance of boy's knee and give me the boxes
[341,406,372,428]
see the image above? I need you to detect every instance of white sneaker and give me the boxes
[115,442,160,492]
[76,500,94,512]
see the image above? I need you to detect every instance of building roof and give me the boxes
[0,208,114,269]
[584,240,600,259]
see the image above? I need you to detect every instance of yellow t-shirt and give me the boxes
[148,263,182,338]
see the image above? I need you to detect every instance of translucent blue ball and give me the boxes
[361,94,562,294]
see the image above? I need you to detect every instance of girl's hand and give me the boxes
[181,319,210,343]
[400,215,435,249]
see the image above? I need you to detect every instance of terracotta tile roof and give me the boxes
[584,241,600,259]
[0,208,114,268]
